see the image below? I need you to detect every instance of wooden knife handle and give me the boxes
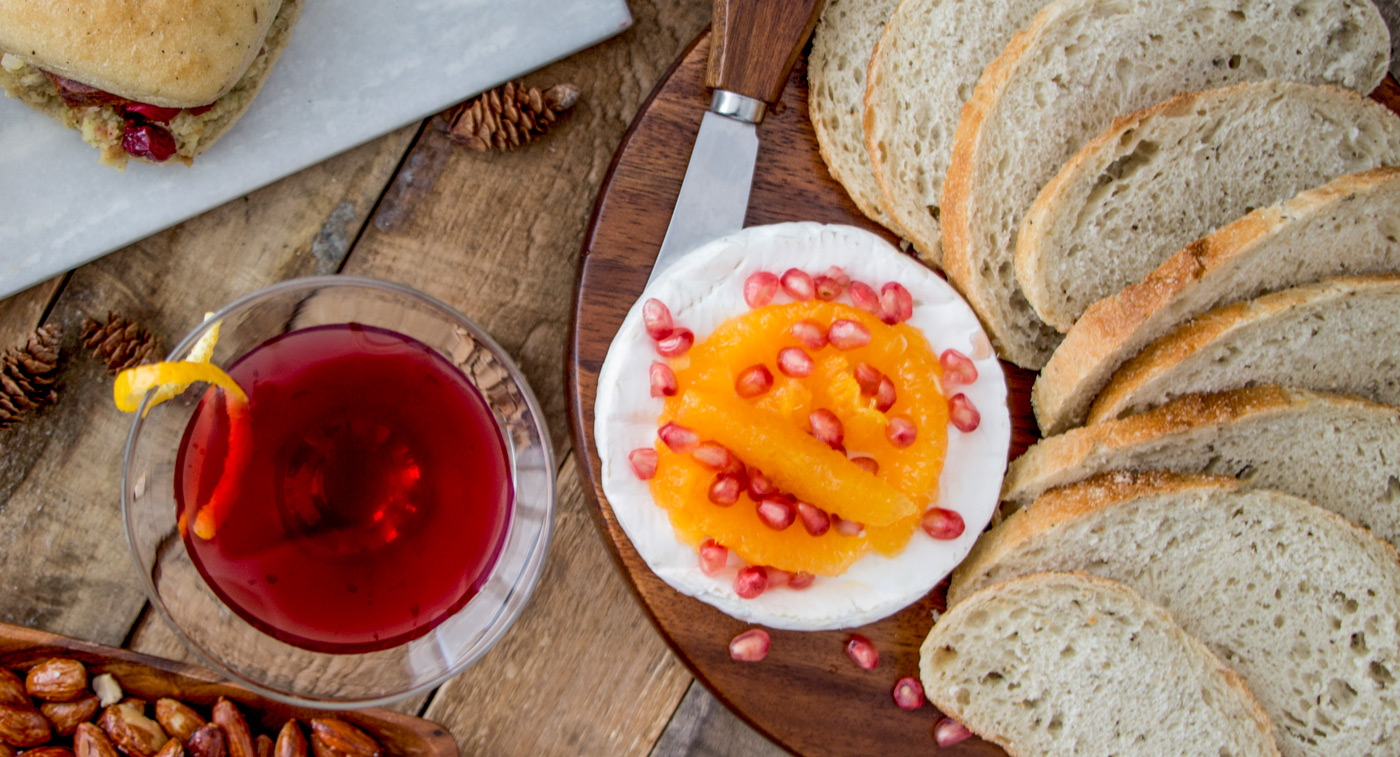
[707,0,826,104]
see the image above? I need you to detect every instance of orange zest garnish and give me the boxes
[113,361,247,413]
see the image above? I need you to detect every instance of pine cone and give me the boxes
[0,325,62,429]
[81,312,160,374]
[444,81,581,151]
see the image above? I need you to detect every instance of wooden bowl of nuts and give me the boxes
[0,623,457,757]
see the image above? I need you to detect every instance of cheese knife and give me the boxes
[648,0,827,285]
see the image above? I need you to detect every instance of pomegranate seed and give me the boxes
[875,377,897,412]
[813,275,844,300]
[766,568,792,589]
[122,121,177,162]
[809,409,844,448]
[940,349,978,386]
[796,502,831,536]
[734,566,768,598]
[124,102,181,122]
[658,422,699,452]
[829,320,872,350]
[709,473,744,506]
[789,572,816,589]
[655,328,693,358]
[735,364,774,398]
[628,448,658,480]
[729,629,770,661]
[699,539,728,576]
[879,282,914,324]
[777,347,814,377]
[934,717,973,747]
[893,677,924,710]
[790,320,829,349]
[850,456,880,475]
[845,634,879,670]
[921,507,966,540]
[824,266,851,288]
[886,416,917,448]
[692,441,734,470]
[649,361,677,397]
[949,394,981,432]
[642,298,673,340]
[756,497,797,530]
[780,268,816,300]
[747,467,777,499]
[744,271,780,308]
[853,363,882,395]
[848,281,881,314]
[832,513,865,537]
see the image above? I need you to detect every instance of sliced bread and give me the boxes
[1018,82,1400,332]
[1003,385,1400,544]
[1036,168,1400,434]
[920,572,1278,756]
[809,0,902,232]
[1088,275,1400,424]
[940,0,1390,368]
[862,0,1049,266]
[951,471,1400,757]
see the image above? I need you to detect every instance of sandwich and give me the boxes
[0,0,303,168]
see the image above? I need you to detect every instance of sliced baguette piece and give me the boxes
[1088,275,1400,424]
[1004,385,1400,544]
[1018,82,1400,332]
[951,471,1400,757]
[1036,168,1400,434]
[941,0,1390,369]
[921,572,1279,757]
[862,0,1049,266]
[809,0,902,232]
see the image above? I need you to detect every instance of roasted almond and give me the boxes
[255,735,272,757]
[307,720,380,757]
[25,659,87,702]
[0,702,51,747]
[0,741,13,757]
[75,722,120,757]
[0,671,26,708]
[91,675,122,708]
[99,700,168,757]
[184,724,226,757]
[154,739,185,757]
[153,699,204,743]
[42,694,101,736]
[211,699,254,757]
[25,747,75,757]
[274,720,307,757]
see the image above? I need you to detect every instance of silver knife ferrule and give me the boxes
[710,90,766,124]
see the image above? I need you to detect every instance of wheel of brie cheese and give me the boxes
[595,222,1010,630]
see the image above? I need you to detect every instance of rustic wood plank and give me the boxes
[0,276,65,352]
[648,682,786,757]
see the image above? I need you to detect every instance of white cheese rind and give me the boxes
[595,222,1010,630]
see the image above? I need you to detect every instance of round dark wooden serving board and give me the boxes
[567,29,1400,756]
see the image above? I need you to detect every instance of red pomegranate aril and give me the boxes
[699,539,728,576]
[892,677,925,710]
[875,376,897,412]
[847,281,881,314]
[122,121,177,162]
[744,271,780,308]
[649,361,677,397]
[628,448,658,480]
[845,634,879,670]
[949,393,981,432]
[124,102,182,122]
[790,320,828,349]
[734,566,768,598]
[655,328,693,358]
[934,718,973,747]
[642,298,673,339]
[921,507,966,540]
[756,497,797,530]
[940,348,979,386]
[828,320,872,350]
[850,456,879,475]
[692,441,734,470]
[658,422,699,452]
[796,502,831,536]
[780,268,815,300]
[734,364,774,398]
[832,513,865,537]
[886,416,917,448]
[824,266,851,288]
[765,568,792,589]
[777,347,814,377]
[788,572,816,589]
[809,409,844,448]
[747,467,777,499]
[853,362,882,395]
[879,282,914,324]
[709,473,744,506]
[729,629,770,661]
[813,274,844,301]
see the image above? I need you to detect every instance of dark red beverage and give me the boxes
[175,323,513,653]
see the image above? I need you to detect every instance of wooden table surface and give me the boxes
[0,2,784,755]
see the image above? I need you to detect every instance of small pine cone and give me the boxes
[0,325,62,429]
[81,312,160,374]
[444,81,581,151]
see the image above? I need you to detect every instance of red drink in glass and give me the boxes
[175,323,513,653]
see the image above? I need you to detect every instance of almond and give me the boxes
[0,671,26,708]
[184,724,226,757]
[308,720,381,757]
[154,739,185,757]
[99,700,168,757]
[75,722,120,757]
[26,747,76,757]
[153,699,204,743]
[0,702,51,747]
[211,699,254,757]
[42,694,100,736]
[274,721,306,757]
[255,735,273,757]
[91,675,122,708]
[0,741,13,757]
[25,659,87,702]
